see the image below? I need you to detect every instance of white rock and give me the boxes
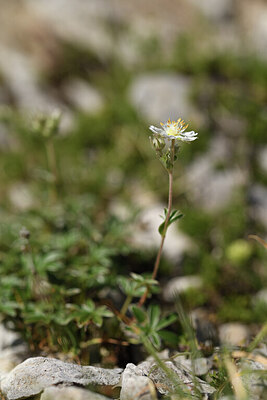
[0,324,27,374]
[129,73,193,123]
[186,155,246,213]
[0,48,59,113]
[63,79,104,114]
[1,357,122,400]
[0,347,27,375]
[219,323,249,346]
[0,124,18,152]
[131,201,193,263]
[120,363,155,400]
[136,360,215,396]
[249,184,267,229]
[163,276,203,302]
[239,359,267,400]
[239,1,267,58]
[27,0,116,58]
[0,325,21,351]
[258,146,267,174]
[253,289,267,305]
[41,386,110,400]
[8,183,35,211]
[187,0,234,21]
[174,355,212,376]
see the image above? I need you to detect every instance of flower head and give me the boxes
[149,118,198,142]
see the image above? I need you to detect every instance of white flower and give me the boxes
[149,118,198,142]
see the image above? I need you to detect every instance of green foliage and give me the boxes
[119,273,159,298]
[130,305,178,349]
[0,196,133,356]
[158,209,183,236]
[0,29,266,370]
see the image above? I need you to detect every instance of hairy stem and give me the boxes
[138,140,175,307]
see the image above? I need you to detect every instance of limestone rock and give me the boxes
[258,146,267,174]
[0,124,18,152]
[120,363,155,400]
[63,79,104,114]
[163,275,203,302]
[1,357,122,400]
[187,0,234,21]
[239,1,267,59]
[253,289,267,305]
[136,360,216,396]
[0,324,28,375]
[130,196,193,263]
[129,73,193,123]
[41,386,110,400]
[174,355,212,376]
[0,325,22,352]
[27,0,115,58]
[219,323,249,346]
[249,184,267,229]
[239,359,267,400]
[186,155,246,213]
[8,183,35,211]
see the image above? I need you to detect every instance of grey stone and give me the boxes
[0,325,21,352]
[0,324,28,379]
[219,323,250,346]
[239,1,267,59]
[0,48,58,112]
[239,358,267,400]
[163,276,203,302]
[8,183,35,211]
[131,201,193,263]
[146,349,169,363]
[1,357,122,400]
[0,124,18,152]
[187,0,234,21]
[136,360,216,396]
[27,0,115,58]
[63,79,105,114]
[249,184,267,229]
[258,146,267,174]
[129,73,193,123]
[186,155,246,213]
[120,364,155,400]
[0,347,27,375]
[174,355,212,376]
[41,386,110,400]
[253,289,267,305]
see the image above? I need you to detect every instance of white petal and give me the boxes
[183,131,198,137]
[149,125,163,134]
[180,136,198,142]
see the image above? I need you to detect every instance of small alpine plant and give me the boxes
[139,118,198,306]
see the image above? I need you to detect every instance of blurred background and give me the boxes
[0,0,266,357]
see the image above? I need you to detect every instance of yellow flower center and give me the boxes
[160,118,188,137]
[165,124,178,137]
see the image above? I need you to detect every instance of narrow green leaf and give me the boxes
[148,305,160,329]
[156,314,178,331]
[158,330,179,346]
[132,305,146,323]
[150,332,161,349]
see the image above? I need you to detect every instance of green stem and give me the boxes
[247,322,267,352]
[45,139,58,201]
[142,336,191,398]
[120,294,133,317]
[138,140,175,307]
